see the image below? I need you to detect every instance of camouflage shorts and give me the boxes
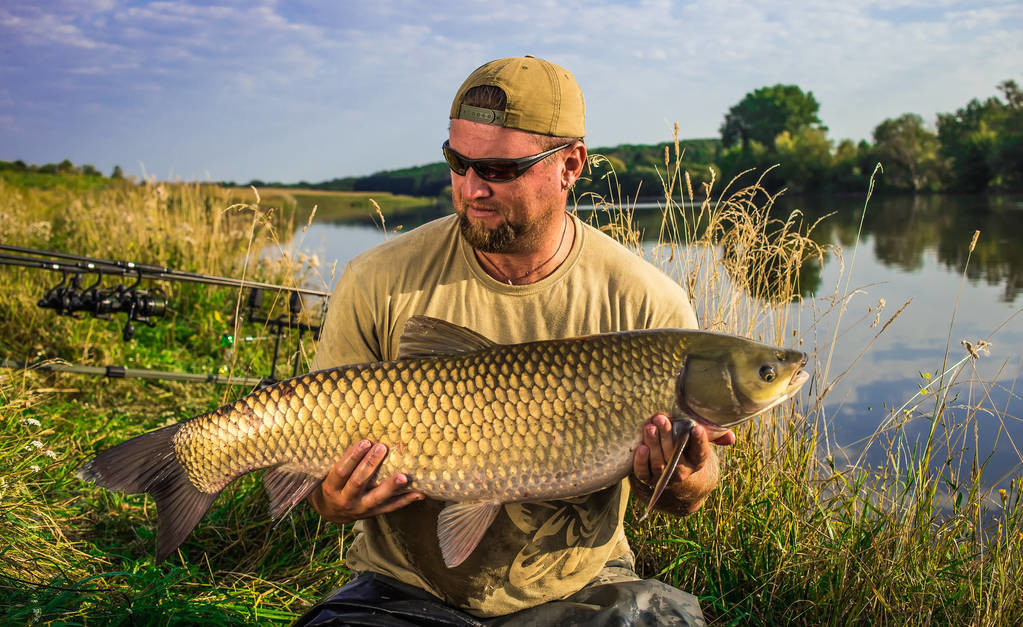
[294,559,705,627]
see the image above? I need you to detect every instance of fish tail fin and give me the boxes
[77,423,219,562]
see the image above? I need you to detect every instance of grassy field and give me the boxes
[225,186,441,225]
[1,157,1020,625]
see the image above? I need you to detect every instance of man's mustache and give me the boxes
[461,202,507,217]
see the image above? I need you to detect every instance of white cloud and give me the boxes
[0,7,119,51]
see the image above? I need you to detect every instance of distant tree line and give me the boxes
[0,159,125,179]
[226,161,453,198]
[233,78,1019,198]
[710,79,1022,194]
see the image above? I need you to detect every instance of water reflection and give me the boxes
[792,194,1023,303]
[617,194,1023,303]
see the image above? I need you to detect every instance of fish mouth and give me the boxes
[737,367,810,423]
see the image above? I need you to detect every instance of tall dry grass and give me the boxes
[0,179,318,384]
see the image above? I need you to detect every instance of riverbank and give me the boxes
[0,167,1019,624]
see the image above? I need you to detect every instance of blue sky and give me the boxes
[1,0,1021,184]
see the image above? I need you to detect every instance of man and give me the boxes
[298,56,734,626]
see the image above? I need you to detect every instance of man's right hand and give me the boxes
[308,439,425,523]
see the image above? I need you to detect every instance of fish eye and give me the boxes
[759,365,777,382]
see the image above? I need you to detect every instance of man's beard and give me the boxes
[457,203,553,254]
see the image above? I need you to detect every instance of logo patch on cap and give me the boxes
[458,104,507,126]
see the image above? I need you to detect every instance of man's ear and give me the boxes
[561,142,587,188]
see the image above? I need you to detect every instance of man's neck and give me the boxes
[474,212,575,286]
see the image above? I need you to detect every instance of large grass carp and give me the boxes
[78,316,809,567]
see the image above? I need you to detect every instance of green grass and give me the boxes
[1,149,1020,624]
[0,178,352,623]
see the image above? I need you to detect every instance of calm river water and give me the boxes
[286,193,1023,491]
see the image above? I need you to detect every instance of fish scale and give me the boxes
[77,315,808,567]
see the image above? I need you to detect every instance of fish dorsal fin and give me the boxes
[437,501,502,568]
[397,316,498,360]
[263,466,323,520]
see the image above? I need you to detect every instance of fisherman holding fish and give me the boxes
[78,54,808,624]
[301,56,734,625]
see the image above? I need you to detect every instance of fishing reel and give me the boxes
[6,243,332,387]
[37,273,86,316]
[116,284,168,341]
[37,272,167,340]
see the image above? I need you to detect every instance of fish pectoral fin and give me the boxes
[640,419,693,521]
[397,316,498,360]
[436,501,502,568]
[263,467,323,520]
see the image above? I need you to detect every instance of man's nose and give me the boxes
[461,167,492,199]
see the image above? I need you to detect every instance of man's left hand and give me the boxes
[632,414,735,515]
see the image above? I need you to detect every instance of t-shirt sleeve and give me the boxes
[310,262,383,370]
[621,254,699,332]
[647,278,698,330]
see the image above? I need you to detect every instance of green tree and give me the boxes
[111,165,124,179]
[718,139,773,186]
[992,80,1022,188]
[937,79,1022,191]
[0,160,28,171]
[872,113,944,191]
[773,128,833,191]
[720,84,825,149]
[829,138,870,191]
[598,153,627,174]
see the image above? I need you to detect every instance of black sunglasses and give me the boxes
[442,140,573,182]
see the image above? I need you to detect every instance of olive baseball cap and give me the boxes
[450,56,585,138]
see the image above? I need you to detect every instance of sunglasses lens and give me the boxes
[472,160,519,182]
[442,146,468,175]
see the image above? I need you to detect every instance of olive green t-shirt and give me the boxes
[311,212,697,617]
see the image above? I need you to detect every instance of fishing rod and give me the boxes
[2,359,269,388]
[0,244,331,296]
[1,243,331,386]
